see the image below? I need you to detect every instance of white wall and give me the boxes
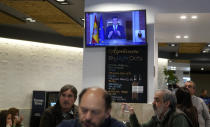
[0,37,83,109]
[84,0,210,103]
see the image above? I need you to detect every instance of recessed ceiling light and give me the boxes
[56,0,65,2]
[202,50,207,53]
[169,43,176,47]
[176,35,181,39]
[201,67,204,71]
[180,15,187,19]
[208,44,210,47]
[170,66,176,70]
[183,35,189,39]
[191,15,197,19]
[60,2,69,5]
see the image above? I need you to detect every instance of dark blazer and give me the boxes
[106,25,125,39]
[57,116,125,127]
[39,104,78,127]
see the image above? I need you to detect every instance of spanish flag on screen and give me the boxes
[91,15,99,44]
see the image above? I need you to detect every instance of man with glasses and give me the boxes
[185,81,210,127]
[40,84,78,127]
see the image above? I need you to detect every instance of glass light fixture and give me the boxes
[183,35,189,39]
[180,15,187,19]
[191,15,197,19]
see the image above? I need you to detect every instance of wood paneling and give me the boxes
[0,0,83,37]
[0,12,24,24]
[158,43,168,47]
[179,43,206,54]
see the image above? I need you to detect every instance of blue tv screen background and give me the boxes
[85,10,147,47]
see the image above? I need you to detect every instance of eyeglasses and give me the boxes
[185,85,193,89]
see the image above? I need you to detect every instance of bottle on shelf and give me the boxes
[132,74,138,101]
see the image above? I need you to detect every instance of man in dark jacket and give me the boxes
[40,84,78,127]
[128,89,193,127]
[57,87,125,127]
[106,16,125,39]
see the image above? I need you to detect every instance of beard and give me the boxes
[6,124,11,127]
[153,104,164,117]
[79,118,105,127]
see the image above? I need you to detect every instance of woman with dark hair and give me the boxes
[8,108,24,127]
[176,87,199,127]
[0,110,12,127]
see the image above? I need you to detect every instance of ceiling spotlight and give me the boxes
[183,35,189,39]
[170,66,176,70]
[169,43,176,47]
[25,17,36,23]
[55,0,70,5]
[201,67,204,71]
[202,50,207,53]
[191,15,197,19]
[60,2,69,4]
[180,15,187,19]
[176,35,181,39]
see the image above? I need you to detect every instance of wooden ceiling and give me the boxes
[178,43,206,54]
[159,42,210,72]
[0,12,24,24]
[0,0,84,37]
[159,42,207,54]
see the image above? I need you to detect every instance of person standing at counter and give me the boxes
[106,16,125,39]
[40,84,78,127]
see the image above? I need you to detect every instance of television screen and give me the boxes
[85,10,147,47]
[50,102,56,106]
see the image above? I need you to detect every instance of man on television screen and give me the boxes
[106,16,125,39]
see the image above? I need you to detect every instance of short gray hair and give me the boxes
[185,80,196,89]
[156,89,177,111]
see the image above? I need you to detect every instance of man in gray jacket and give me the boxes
[185,81,210,127]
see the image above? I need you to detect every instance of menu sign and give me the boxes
[105,46,147,103]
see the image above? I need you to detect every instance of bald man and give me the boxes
[58,87,125,127]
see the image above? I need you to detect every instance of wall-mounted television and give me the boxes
[85,10,147,47]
